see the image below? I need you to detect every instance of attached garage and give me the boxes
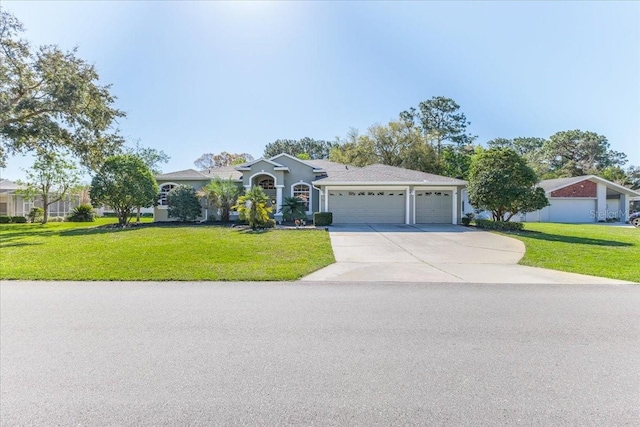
[547,199,595,223]
[415,190,452,224]
[329,190,406,224]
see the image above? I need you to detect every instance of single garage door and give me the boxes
[548,199,595,223]
[329,190,405,224]
[415,191,452,224]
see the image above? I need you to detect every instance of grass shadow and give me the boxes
[0,241,43,248]
[512,230,632,247]
[59,224,147,237]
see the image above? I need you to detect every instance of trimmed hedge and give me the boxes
[474,219,524,231]
[11,216,27,223]
[0,215,12,223]
[313,212,333,226]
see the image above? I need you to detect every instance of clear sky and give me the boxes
[2,1,639,180]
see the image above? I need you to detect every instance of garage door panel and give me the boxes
[549,199,595,223]
[329,191,405,224]
[416,191,452,224]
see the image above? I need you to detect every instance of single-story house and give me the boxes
[155,153,467,224]
[0,179,83,218]
[518,175,640,223]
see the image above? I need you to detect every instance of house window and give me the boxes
[258,178,275,190]
[292,184,310,210]
[159,184,177,206]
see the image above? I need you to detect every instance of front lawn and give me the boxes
[503,223,639,283]
[0,219,335,281]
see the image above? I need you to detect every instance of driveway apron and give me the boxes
[302,224,632,284]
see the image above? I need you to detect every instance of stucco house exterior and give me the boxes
[517,175,639,223]
[154,153,467,224]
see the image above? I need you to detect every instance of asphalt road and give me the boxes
[1,281,639,426]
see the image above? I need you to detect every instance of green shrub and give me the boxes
[167,185,202,222]
[313,212,333,226]
[265,219,277,228]
[11,216,27,223]
[27,207,44,223]
[0,215,11,223]
[474,219,523,231]
[68,204,96,222]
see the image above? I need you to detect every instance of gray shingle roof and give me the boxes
[0,179,21,193]
[538,175,640,196]
[538,176,591,192]
[307,159,359,173]
[201,166,242,181]
[155,169,208,180]
[315,164,467,185]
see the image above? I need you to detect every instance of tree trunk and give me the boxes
[41,195,49,224]
[136,206,141,222]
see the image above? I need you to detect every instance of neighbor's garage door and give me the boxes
[415,191,453,224]
[329,190,405,224]
[548,199,595,223]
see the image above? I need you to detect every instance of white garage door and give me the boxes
[548,199,595,223]
[329,190,405,224]
[415,191,452,224]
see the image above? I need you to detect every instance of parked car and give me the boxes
[630,212,640,228]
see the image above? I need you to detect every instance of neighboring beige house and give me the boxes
[463,175,640,223]
[155,153,467,224]
[523,175,640,223]
[0,179,82,218]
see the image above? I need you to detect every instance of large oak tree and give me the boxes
[0,11,125,169]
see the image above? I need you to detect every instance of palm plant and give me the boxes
[279,196,307,222]
[198,177,239,222]
[232,186,272,230]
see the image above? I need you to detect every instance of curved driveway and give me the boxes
[303,224,632,284]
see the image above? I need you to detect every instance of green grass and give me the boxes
[502,223,639,283]
[0,219,335,281]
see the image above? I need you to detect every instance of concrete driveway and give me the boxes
[303,224,633,284]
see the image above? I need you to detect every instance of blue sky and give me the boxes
[2,1,639,180]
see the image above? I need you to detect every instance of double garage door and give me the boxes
[329,190,405,224]
[328,190,453,224]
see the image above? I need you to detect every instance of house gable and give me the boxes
[550,179,597,198]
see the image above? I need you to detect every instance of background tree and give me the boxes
[193,152,254,170]
[0,11,125,169]
[232,186,272,230]
[167,185,202,222]
[279,196,307,222]
[400,96,476,157]
[125,141,170,221]
[439,145,475,179]
[329,121,440,173]
[624,165,640,190]
[197,177,239,222]
[16,151,80,224]
[487,137,549,177]
[263,137,335,159]
[329,128,377,167]
[125,141,169,174]
[467,148,549,222]
[543,130,627,177]
[90,155,158,226]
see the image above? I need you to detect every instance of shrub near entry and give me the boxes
[474,219,523,231]
[313,212,333,226]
